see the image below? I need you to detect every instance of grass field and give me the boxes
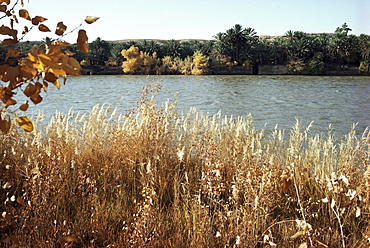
[1,84,369,247]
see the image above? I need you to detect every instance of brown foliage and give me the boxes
[0,0,99,133]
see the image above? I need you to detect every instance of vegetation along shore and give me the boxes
[2,23,370,76]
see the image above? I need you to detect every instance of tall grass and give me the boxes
[1,83,369,247]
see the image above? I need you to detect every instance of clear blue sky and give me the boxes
[16,0,370,42]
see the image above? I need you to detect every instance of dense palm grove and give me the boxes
[2,23,370,75]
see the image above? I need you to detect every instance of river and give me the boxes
[17,75,370,138]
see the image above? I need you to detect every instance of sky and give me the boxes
[8,0,370,43]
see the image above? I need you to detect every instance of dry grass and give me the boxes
[1,83,369,247]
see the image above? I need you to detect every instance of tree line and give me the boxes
[3,23,370,75]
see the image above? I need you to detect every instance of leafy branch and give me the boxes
[0,0,99,133]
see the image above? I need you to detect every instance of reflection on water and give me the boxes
[16,75,370,137]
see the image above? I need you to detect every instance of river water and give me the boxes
[18,75,370,138]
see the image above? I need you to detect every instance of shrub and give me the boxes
[307,52,325,75]
[359,60,370,74]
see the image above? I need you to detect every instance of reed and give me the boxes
[1,83,369,247]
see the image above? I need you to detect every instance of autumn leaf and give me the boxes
[68,57,81,69]
[46,44,62,57]
[44,71,58,83]
[22,26,29,34]
[39,24,51,32]
[53,79,60,89]
[29,45,42,57]
[38,53,61,69]
[0,0,10,5]
[30,92,42,104]
[2,38,18,45]
[0,64,9,76]
[77,29,88,53]
[31,16,47,25]
[0,25,17,38]
[20,65,37,80]
[23,83,38,97]
[85,16,99,24]
[43,81,48,92]
[0,116,11,134]
[19,101,29,111]
[19,9,31,20]
[52,41,70,48]
[50,68,66,77]
[0,25,12,35]
[6,48,20,59]
[64,49,75,56]
[63,64,81,76]
[2,66,20,82]
[0,4,6,12]
[16,116,33,132]
[55,21,67,36]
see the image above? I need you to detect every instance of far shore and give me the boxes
[81,64,367,76]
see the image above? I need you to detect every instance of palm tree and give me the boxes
[214,24,257,63]
[284,30,296,47]
[213,32,231,59]
[88,37,111,65]
[109,42,131,64]
[328,24,356,65]
[270,37,288,65]
[200,40,215,56]
[358,34,370,61]
[294,38,311,59]
[139,40,159,55]
[162,39,182,58]
[253,39,270,65]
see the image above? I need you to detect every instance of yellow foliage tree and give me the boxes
[191,51,209,75]
[121,46,155,74]
[0,0,99,133]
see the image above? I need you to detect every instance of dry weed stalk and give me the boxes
[0,84,369,247]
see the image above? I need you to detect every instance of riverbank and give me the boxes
[81,64,366,76]
[1,94,369,247]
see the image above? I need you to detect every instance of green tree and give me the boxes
[162,39,182,58]
[88,37,111,65]
[329,23,357,65]
[270,37,288,65]
[139,40,160,55]
[214,24,257,64]
[109,42,131,64]
[221,24,257,63]
[306,52,325,75]
[178,41,194,58]
[253,39,270,65]
[312,33,331,62]
[199,40,215,56]
[213,32,232,60]
[358,34,370,61]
